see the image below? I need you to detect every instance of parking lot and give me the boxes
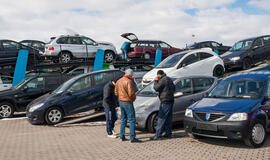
[1,116,270,160]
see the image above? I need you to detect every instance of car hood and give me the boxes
[97,41,114,46]
[28,93,60,108]
[143,68,175,80]
[0,88,17,97]
[221,50,245,58]
[190,98,260,113]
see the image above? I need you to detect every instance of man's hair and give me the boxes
[157,70,165,75]
[125,69,134,77]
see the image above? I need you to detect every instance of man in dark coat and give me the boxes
[103,77,119,138]
[151,70,175,140]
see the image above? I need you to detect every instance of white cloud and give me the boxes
[0,0,269,52]
[249,0,270,11]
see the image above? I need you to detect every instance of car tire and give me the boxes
[104,51,115,63]
[244,119,266,148]
[187,133,204,139]
[213,65,224,78]
[0,102,14,118]
[144,53,151,60]
[59,52,72,63]
[147,112,158,133]
[45,107,64,125]
[243,58,252,70]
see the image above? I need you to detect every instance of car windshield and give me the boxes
[156,53,186,68]
[138,81,158,96]
[53,78,76,94]
[230,40,253,51]
[13,79,28,89]
[208,80,265,99]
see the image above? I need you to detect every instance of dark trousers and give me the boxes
[119,102,136,141]
[155,103,174,138]
[104,107,117,135]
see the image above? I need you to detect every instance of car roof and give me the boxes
[225,71,270,81]
[237,35,270,42]
[170,75,216,80]
[173,48,214,56]
[70,69,122,81]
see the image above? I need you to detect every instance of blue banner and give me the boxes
[93,49,105,71]
[12,49,29,86]
[154,49,162,67]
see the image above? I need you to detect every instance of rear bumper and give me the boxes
[184,117,250,140]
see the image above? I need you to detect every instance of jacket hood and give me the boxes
[221,50,245,58]
[190,98,260,113]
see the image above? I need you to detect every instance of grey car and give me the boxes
[43,35,117,63]
[134,75,218,132]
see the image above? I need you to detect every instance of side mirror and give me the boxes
[181,63,187,68]
[253,46,259,50]
[174,92,183,98]
[22,86,28,92]
[93,42,98,46]
[65,91,72,96]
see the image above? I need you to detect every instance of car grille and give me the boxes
[192,128,225,137]
[194,112,226,122]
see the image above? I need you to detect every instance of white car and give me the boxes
[67,65,115,76]
[142,48,224,86]
[0,76,13,91]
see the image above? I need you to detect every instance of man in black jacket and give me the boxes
[151,70,175,140]
[103,78,119,138]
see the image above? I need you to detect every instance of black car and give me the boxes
[186,41,231,55]
[0,40,42,67]
[221,35,270,70]
[26,69,124,125]
[20,40,45,52]
[0,72,71,118]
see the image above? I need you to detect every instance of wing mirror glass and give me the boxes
[253,46,259,50]
[174,92,183,98]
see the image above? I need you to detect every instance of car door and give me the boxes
[198,52,215,74]
[63,75,93,115]
[158,42,170,57]
[251,38,265,63]
[173,78,194,121]
[81,37,98,58]
[68,37,86,59]
[16,77,46,108]
[191,77,215,101]
[176,53,201,76]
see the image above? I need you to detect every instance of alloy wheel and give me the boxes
[0,105,12,118]
[48,109,62,123]
[61,54,71,63]
[144,53,150,60]
[105,52,114,62]
[251,123,265,145]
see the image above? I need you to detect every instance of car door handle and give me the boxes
[3,85,8,87]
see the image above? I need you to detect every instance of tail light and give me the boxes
[48,47,54,51]
[134,47,137,52]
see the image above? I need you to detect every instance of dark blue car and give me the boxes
[184,72,270,147]
[26,69,124,125]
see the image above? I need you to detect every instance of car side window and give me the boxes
[81,37,95,45]
[137,42,148,47]
[200,42,210,48]
[193,78,214,94]
[149,43,158,48]
[46,77,60,89]
[181,53,200,66]
[71,69,85,75]
[253,38,263,47]
[200,52,213,60]
[56,37,69,44]
[21,42,31,46]
[159,42,170,48]
[26,77,45,90]
[68,76,91,92]
[175,78,192,95]
[211,42,220,47]
[93,72,114,85]
[263,36,270,44]
[69,37,83,45]
[2,41,19,50]
[32,42,44,49]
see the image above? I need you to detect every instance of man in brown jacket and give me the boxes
[115,69,140,143]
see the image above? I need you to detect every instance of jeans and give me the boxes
[119,102,136,141]
[104,107,117,135]
[155,103,174,138]
[121,49,127,61]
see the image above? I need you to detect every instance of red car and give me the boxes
[121,33,182,60]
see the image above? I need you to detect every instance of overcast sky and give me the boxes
[0,0,270,51]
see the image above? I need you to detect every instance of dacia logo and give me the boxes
[205,113,211,121]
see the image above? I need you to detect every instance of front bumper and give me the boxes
[26,110,45,125]
[223,58,243,69]
[184,117,250,140]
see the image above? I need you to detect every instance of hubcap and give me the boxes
[61,54,71,63]
[48,109,62,123]
[0,105,12,118]
[144,54,150,59]
[105,53,113,62]
[251,124,265,144]
[215,67,223,76]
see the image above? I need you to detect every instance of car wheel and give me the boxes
[104,51,115,63]
[147,113,158,133]
[45,107,64,125]
[244,119,266,148]
[187,133,204,139]
[144,53,151,60]
[0,102,14,118]
[243,58,252,70]
[59,52,72,63]
[213,65,224,78]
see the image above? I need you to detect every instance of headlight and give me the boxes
[227,113,247,121]
[29,103,44,112]
[230,57,240,61]
[185,109,193,118]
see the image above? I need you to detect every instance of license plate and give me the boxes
[196,122,217,131]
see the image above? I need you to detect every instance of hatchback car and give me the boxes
[134,75,218,132]
[0,73,71,118]
[121,33,182,60]
[186,41,231,55]
[142,48,224,86]
[20,40,45,52]
[184,72,270,147]
[43,35,117,63]
[221,35,270,70]
[0,76,13,91]
[26,69,124,125]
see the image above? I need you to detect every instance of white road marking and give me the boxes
[1,117,27,121]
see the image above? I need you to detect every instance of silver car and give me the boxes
[134,75,218,132]
[43,35,117,63]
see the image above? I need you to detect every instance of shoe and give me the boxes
[149,136,162,140]
[107,134,117,138]
[112,129,117,135]
[120,137,126,142]
[163,135,172,139]
[130,138,141,143]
